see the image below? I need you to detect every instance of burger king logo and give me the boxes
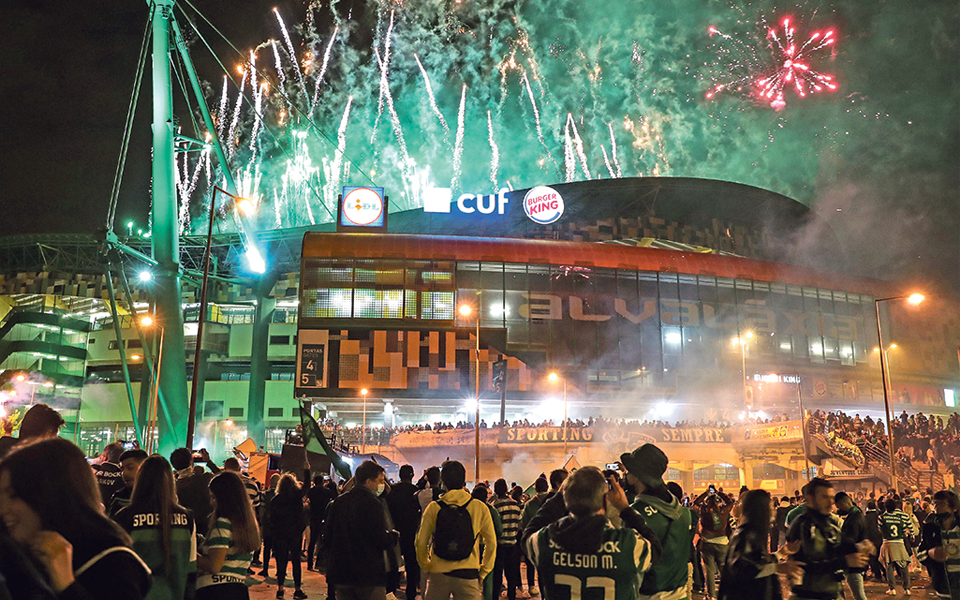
[523,186,564,225]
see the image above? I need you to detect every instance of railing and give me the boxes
[805,415,866,469]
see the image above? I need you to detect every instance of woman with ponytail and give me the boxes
[115,455,196,600]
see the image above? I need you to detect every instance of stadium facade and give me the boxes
[2,177,958,490]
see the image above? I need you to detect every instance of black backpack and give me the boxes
[432,498,476,561]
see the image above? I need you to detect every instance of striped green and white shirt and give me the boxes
[197,517,253,589]
[945,525,960,574]
[923,523,960,573]
[493,497,523,546]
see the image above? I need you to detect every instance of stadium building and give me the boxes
[2,177,958,492]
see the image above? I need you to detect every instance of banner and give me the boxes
[497,425,730,445]
[740,421,802,442]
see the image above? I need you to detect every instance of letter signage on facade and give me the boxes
[424,187,510,215]
[523,185,564,224]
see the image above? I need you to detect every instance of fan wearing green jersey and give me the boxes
[917,490,960,600]
[879,499,913,595]
[115,455,196,600]
[621,444,693,600]
[526,467,661,600]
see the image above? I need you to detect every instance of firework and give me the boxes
[705,15,838,110]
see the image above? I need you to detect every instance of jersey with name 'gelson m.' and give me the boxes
[527,518,654,600]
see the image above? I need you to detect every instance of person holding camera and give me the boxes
[693,484,734,600]
[169,447,222,537]
[620,444,693,600]
[525,467,661,600]
[785,478,870,600]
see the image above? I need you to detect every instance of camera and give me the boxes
[605,462,620,471]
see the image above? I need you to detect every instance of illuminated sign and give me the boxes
[523,185,564,224]
[752,374,801,384]
[339,186,386,231]
[423,187,510,215]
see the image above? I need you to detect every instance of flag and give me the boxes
[299,402,352,479]
[562,455,582,472]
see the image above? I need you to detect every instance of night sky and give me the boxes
[1,0,957,296]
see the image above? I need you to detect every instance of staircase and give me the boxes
[805,415,866,469]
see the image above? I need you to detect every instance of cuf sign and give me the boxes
[523,186,564,224]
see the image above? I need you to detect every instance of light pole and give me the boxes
[794,374,812,475]
[360,388,369,454]
[732,331,754,409]
[188,188,257,450]
[874,293,924,492]
[141,316,165,453]
[459,301,481,482]
[548,372,568,456]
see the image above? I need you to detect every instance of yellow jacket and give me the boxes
[415,488,497,578]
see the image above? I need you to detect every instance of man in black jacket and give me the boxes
[326,460,399,600]
[835,492,870,600]
[863,500,886,582]
[307,474,337,570]
[169,447,221,536]
[773,496,792,552]
[786,478,868,600]
[387,465,423,600]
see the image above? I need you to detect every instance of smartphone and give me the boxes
[605,462,620,471]
[709,484,716,494]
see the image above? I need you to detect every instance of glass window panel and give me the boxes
[481,290,506,328]
[662,326,683,355]
[823,336,839,362]
[659,272,680,301]
[422,291,455,319]
[308,288,352,318]
[404,290,417,318]
[839,340,855,366]
[808,336,825,363]
[353,289,403,319]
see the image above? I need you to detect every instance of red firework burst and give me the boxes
[704,15,839,110]
[757,17,837,109]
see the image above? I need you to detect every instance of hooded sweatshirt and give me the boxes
[415,488,497,579]
[631,489,692,600]
[526,512,656,600]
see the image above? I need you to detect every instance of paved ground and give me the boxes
[245,559,941,600]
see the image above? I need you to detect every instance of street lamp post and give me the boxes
[459,301,481,482]
[187,189,257,451]
[733,331,754,409]
[141,316,165,454]
[794,375,811,475]
[361,388,369,454]
[874,293,924,492]
[548,372,568,456]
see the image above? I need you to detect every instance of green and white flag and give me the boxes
[299,402,352,479]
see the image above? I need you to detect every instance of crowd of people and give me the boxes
[319,413,797,449]
[3,401,960,600]
[810,409,960,480]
